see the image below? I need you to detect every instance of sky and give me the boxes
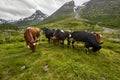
[0,0,90,20]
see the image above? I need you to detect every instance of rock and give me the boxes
[44,65,49,72]
[101,77,106,80]
[21,65,27,70]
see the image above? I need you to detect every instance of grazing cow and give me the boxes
[24,27,40,52]
[53,29,71,47]
[41,27,56,43]
[71,31,101,53]
[93,32,103,44]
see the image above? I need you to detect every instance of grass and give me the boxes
[0,37,120,80]
[0,18,120,80]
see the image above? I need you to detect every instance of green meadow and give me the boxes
[0,18,120,80]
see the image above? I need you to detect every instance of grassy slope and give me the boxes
[36,18,102,32]
[0,38,120,80]
[0,18,120,80]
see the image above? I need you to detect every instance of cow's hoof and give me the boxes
[84,48,88,54]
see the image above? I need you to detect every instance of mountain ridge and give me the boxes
[0,19,8,24]
[39,1,75,24]
[79,0,120,28]
[11,10,48,27]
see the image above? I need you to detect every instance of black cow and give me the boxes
[71,31,101,52]
[53,29,71,47]
[41,27,55,43]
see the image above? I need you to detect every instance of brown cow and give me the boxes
[24,27,41,52]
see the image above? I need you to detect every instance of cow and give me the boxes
[52,29,71,47]
[71,31,101,53]
[41,27,56,43]
[24,27,41,52]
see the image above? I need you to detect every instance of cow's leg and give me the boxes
[56,39,60,44]
[38,32,41,42]
[24,36,27,45]
[27,42,30,49]
[59,40,64,47]
[24,36,30,48]
[48,38,50,43]
[67,38,71,48]
[84,47,88,54]
[72,40,75,48]
[61,40,64,48]
[84,43,89,54]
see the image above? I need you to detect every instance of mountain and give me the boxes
[12,10,48,27]
[23,10,47,21]
[40,1,75,24]
[0,19,8,24]
[79,0,120,28]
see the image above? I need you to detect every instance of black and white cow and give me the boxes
[53,29,71,47]
[41,27,55,43]
[71,31,101,52]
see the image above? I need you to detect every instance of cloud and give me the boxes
[0,0,90,20]
[0,0,36,20]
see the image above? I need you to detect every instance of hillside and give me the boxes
[0,16,120,79]
[39,1,75,24]
[79,0,120,28]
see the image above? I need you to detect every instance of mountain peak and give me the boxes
[33,10,44,16]
[30,10,47,20]
[39,1,75,24]
[35,10,42,13]
[12,10,48,26]
[51,0,75,17]
[59,0,75,11]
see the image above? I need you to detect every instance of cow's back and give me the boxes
[71,31,90,41]
[54,29,66,40]
[24,28,34,43]
[29,27,40,38]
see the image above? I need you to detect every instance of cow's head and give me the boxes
[93,46,101,52]
[41,27,49,34]
[28,42,37,52]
